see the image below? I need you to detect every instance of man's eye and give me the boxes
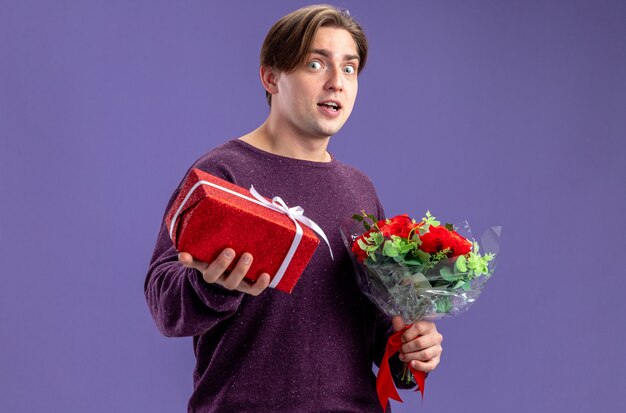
[308,61,322,69]
[344,66,356,74]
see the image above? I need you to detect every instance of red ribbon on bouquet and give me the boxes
[376,325,426,411]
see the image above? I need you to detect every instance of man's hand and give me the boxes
[392,316,443,373]
[178,249,271,296]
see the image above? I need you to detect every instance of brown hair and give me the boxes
[260,4,368,105]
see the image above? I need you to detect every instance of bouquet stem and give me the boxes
[401,361,413,384]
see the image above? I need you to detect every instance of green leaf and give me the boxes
[415,250,431,263]
[383,241,399,257]
[444,223,454,231]
[371,232,384,245]
[422,210,441,227]
[357,239,369,251]
[455,255,467,273]
[440,266,460,282]
[411,272,432,289]
[398,243,413,254]
[467,253,480,270]
[435,296,452,313]
[473,241,480,253]
[352,214,363,222]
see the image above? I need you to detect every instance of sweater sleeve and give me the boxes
[144,160,244,337]
[144,221,244,337]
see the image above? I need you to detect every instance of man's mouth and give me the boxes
[317,101,342,112]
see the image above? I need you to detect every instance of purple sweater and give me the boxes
[145,140,393,412]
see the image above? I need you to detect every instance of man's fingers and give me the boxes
[402,320,437,342]
[221,253,253,290]
[178,252,194,267]
[401,331,443,354]
[203,249,236,284]
[179,252,209,272]
[398,320,443,366]
[180,249,270,296]
[238,273,271,296]
[407,357,440,373]
[400,344,443,362]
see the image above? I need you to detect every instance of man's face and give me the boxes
[270,26,360,140]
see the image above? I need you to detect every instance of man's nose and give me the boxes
[325,67,344,91]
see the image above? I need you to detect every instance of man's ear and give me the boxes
[260,65,280,95]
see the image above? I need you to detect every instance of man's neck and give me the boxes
[239,121,332,163]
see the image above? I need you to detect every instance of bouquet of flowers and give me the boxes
[340,211,501,409]
[343,211,500,323]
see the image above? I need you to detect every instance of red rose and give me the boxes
[419,225,453,254]
[420,226,472,257]
[351,230,373,263]
[449,230,472,256]
[377,214,419,238]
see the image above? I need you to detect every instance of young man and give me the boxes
[145,5,443,412]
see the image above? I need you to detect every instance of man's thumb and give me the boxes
[391,315,406,332]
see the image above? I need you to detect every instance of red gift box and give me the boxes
[165,168,325,293]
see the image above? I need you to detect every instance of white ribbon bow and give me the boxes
[249,186,334,288]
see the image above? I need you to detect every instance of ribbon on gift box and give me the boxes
[168,179,333,289]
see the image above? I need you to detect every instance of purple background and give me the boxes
[2,0,625,412]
